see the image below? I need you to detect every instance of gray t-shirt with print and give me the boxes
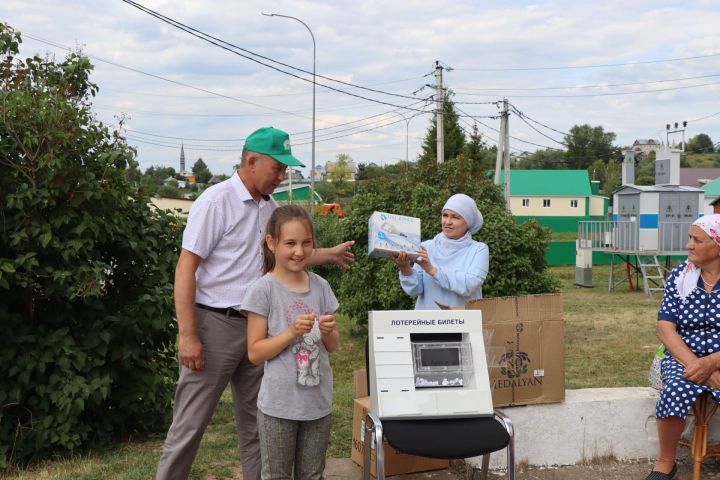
[242,272,339,421]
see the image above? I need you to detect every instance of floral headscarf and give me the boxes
[675,214,720,299]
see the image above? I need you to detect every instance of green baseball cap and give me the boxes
[244,127,305,167]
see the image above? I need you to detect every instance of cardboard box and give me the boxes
[368,211,421,259]
[350,371,449,477]
[465,294,565,407]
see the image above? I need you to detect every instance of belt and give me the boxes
[195,303,246,319]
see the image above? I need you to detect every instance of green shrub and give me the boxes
[0,24,182,467]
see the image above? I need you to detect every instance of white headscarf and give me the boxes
[442,194,483,235]
[675,214,720,300]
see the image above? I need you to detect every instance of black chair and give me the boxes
[362,340,515,480]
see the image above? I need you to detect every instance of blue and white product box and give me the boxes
[368,211,422,259]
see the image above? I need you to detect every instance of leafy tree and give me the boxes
[158,181,183,199]
[634,151,656,185]
[144,165,177,184]
[191,157,212,184]
[514,148,567,170]
[0,23,182,466]
[462,123,495,172]
[564,124,619,169]
[588,158,621,198]
[327,153,353,185]
[417,91,466,168]
[686,133,715,154]
[314,181,337,203]
[356,163,384,181]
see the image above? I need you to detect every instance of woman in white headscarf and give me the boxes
[647,214,720,480]
[390,193,489,310]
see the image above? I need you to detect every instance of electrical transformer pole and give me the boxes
[435,61,444,164]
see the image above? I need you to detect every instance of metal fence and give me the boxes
[578,220,692,252]
[577,221,637,250]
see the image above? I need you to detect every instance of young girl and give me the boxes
[242,205,340,480]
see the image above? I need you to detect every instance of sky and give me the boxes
[4,0,720,178]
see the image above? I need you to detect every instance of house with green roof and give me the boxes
[271,184,323,205]
[499,170,609,232]
[703,177,720,214]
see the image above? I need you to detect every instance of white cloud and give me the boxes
[4,0,720,174]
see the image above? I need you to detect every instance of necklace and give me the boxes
[701,273,718,288]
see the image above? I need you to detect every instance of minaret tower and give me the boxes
[180,144,186,172]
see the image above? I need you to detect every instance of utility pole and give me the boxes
[666,121,687,151]
[493,99,511,208]
[502,98,511,209]
[435,61,444,164]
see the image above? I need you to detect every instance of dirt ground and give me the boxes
[460,458,720,480]
[325,457,720,480]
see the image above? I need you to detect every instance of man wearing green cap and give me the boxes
[156,127,354,480]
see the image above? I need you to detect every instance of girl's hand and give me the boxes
[414,247,437,276]
[318,314,336,334]
[289,313,315,338]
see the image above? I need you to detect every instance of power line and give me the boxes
[120,0,428,105]
[512,109,566,146]
[454,73,720,93]
[508,106,569,137]
[453,52,720,72]
[23,33,312,120]
[455,104,562,151]
[124,112,431,152]
[687,111,720,123]
[453,80,720,99]
[124,99,432,142]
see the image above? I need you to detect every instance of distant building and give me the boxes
[313,164,326,181]
[150,197,193,217]
[703,177,720,214]
[632,139,662,155]
[499,170,609,232]
[325,158,358,182]
[680,168,720,187]
[178,144,196,183]
[272,184,323,204]
[163,176,187,189]
[207,175,223,186]
[180,143,186,172]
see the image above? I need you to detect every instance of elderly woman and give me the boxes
[391,193,489,309]
[648,214,720,480]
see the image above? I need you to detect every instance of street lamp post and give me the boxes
[396,112,415,163]
[263,13,316,210]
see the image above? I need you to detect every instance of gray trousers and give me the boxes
[156,307,264,480]
[257,410,332,480]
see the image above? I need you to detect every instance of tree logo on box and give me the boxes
[499,351,530,378]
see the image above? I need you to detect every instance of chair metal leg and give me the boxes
[495,410,516,480]
[478,454,490,480]
[364,411,385,480]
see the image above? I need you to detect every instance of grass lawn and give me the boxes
[3,264,664,479]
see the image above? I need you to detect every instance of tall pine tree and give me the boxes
[417,91,466,169]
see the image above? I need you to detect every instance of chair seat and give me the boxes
[382,416,511,459]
